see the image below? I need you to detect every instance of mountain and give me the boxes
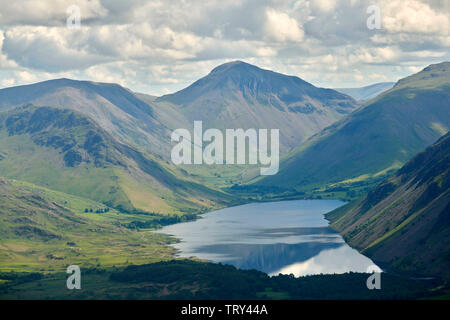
[0,105,232,214]
[326,132,450,280]
[0,78,174,158]
[157,61,359,152]
[0,63,359,163]
[335,82,395,101]
[257,62,450,193]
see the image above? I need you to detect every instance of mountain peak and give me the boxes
[0,76,154,119]
[260,61,450,190]
[209,60,260,74]
[159,61,356,109]
[394,61,450,89]
[157,61,359,151]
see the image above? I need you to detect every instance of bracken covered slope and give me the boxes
[326,132,450,279]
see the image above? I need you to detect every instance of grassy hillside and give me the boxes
[0,105,235,215]
[326,132,450,280]
[0,78,173,158]
[257,62,450,195]
[0,176,176,273]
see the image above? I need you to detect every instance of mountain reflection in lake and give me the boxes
[155,200,378,277]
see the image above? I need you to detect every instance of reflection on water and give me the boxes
[155,200,378,276]
[270,245,380,276]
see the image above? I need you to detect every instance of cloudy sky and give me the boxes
[0,0,449,95]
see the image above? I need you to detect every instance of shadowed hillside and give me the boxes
[0,78,173,158]
[326,132,450,280]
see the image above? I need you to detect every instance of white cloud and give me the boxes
[0,0,448,94]
[3,26,109,71]
[0,0,108,26]
[382,0,449,35]
[1,78,15,87]
[0,30,17,68]
[264,9,304,42]
[310,0,337,13]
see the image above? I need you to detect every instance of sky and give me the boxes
[0,0,449,96]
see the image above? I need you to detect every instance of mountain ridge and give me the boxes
[256,61,450,194]
[0,78,172,158]
[0,62,359,162]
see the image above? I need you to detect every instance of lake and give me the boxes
[156,200,379,277]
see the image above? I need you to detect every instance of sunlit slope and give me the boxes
[258,62,450,191]
[0,105,233,215]
[326,132,450,279]
[0,176,175,272]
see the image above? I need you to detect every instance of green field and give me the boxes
[0,177,180,274]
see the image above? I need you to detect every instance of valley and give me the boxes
[0,60,449,300]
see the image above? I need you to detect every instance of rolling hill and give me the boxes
[0,176,177,272]
[257,62,450,193]
[157,61,359,152]
[0,105,233,215]
[326,132,450,280]
[335,82,395,102]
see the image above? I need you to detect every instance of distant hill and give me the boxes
[0,105,232,214]
[326,132,450,280]
[0,78,174,158]
[157,61,359,152]
[257,62,450,192]
[0,63,360,168]
[335,82,395,101]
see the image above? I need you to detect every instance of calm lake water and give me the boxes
[156,200,379,277]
